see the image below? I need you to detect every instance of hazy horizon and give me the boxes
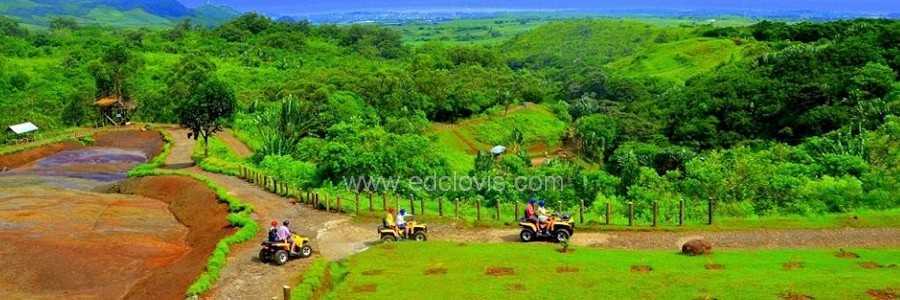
[181,0,899,16]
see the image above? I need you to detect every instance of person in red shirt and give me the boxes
[524,199,539,231]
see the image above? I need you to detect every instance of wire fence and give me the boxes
[239,166,720,227]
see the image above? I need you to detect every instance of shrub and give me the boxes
[790,176,865,214]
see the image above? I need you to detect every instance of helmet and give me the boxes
[271,220,278,227]
[282,220,290,226]
[399,209,406,215]
[528,199,535,205]
[538,200,545,207]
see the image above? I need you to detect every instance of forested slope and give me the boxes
[1,15,897,219]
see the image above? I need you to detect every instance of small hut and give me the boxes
[95,96,135,126]
[5,122,39,144]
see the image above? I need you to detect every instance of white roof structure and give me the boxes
[490,145,507,155]
[8,122,38,135]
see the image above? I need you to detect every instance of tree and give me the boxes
[49,17,79,31]
[177,79,236,157]
[0,16,27,37]
[575,114,618,161]
[165,54,217,120]
[89,44,143,98]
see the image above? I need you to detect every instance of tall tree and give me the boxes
[177,79,236,157]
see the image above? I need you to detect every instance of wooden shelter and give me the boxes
[5,122,38,144]
[95,96,135,126]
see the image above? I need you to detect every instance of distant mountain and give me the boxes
[0,0,240,28]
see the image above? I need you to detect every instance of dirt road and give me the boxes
[165,129,373,300]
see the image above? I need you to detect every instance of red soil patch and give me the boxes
[485,267,515,276]
[362,269,384,276]
[425,267,448,275]
[779,292,814,300]
[867,288,897,300]
[556,266,580,273]
[506,283,527,292]
[835,249,860,259]
[783,262,804,270]
[705,264,725,270]
[631,265,653,273]
[353,284,377,293]
[859,261,884,269]
[0,141,79,169]
[115,175,232,299]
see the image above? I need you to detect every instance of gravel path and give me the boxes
[165,129,373,300]
[165,128,900,299]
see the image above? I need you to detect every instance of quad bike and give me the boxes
[259,233,313,265]
[519,213,575,243]
[378,222,428,242]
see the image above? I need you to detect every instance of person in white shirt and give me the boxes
[396,209,412,237]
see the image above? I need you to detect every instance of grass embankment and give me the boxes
[128,129,259,297]
[0,127,93,156]
[328,242,899,300]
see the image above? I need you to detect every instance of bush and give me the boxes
[790,176,865,214]
[260,155,317,188]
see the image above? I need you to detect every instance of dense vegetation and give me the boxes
[1,14,898,220]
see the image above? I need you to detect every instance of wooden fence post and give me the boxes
[514,202,519,222]
[579,199,585,224]
[368,192,374,212]
[282,285,290,300]
[679,199,685,226]
[476,199,481,221]
[454,198,459,219]
[606,202,611,225]
[355,192,360,216]
[628,202,634,227]
[263,176,268,190]
[314,193,319,208]
[438,197,444,216]
[420,197,425,216]
[382,193,387,212]
[495,201,500,220]
[652,201,658,227]
[336,196,342,213]
[708,197,714,225]
[409,195,415,215]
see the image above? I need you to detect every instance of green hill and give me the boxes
[0,0,239,28]
[429,103,567,173]
[501,19,694,68]
[607,37,753,84]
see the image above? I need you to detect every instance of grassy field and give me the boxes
[397,15,551,45]
[325,242,898,300]
[427,103,566,173]
[607,37,752,84]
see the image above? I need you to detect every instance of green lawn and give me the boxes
[325,242,899,299]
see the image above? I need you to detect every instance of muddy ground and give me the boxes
[0,130,228,300]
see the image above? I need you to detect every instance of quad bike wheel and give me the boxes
[258,249,271,263]
[381,234,397,242]
[274,250,290,265]
[299,245,313,258]
[520,229,534,242]
[554,230,570,243]
[412,231,427,241]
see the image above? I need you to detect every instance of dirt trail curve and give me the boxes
[164,129,373,300]
[164,129,900,299]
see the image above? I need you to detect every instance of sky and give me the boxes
[179,0,900,15]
